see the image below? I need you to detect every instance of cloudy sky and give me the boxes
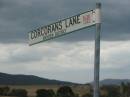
[0,0,130,83]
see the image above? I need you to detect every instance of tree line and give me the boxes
[0,82,130,97]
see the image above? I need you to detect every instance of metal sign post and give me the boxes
[94,3,101,97]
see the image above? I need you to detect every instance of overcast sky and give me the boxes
[0,0,130,83]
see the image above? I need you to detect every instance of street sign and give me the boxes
[28,9,100,45]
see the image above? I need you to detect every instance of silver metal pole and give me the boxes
[94,3,101,97]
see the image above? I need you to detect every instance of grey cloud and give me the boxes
[8,50,43,63]
[0,44,43,64]
[0,41,130,83]
[0,0,130,43]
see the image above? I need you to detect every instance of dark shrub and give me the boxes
[100,85,120,97]
[0,86,10,96]
[0,88,4,95]
[9,89,27,97]
[57,86,75,97]
[36,89,55,97]
[82,93,93,97]
[48,89,55,97]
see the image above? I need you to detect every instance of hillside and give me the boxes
[0,72,77,85]
[100,79,130,85]
[1,72,130,86]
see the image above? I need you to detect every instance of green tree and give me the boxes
[120,82,126,97]
[57,86,76,97]
[126,83,130,97]
[82,93,93,97]
[100,85,108,97]
[9,89,27,97]
[100,85,120,97]
[0,88,4,95]
[36,89,55,97]
[0,86,10,96]
[120,82,130,97]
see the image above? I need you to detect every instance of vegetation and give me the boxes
[82,91,93,97]
[36,89,55,97]
[120,82,130,97]
[0,83,130,97]
[57,86,76,97]
[100,85,120,97]
[81,82,130,97]
[0,86,10,96]
[9,89,28,97]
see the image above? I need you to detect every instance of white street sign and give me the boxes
[28,9,100,45]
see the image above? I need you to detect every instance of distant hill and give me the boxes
[0,72,78,85]
[1,72,129,86]
[90,79,130,86]
[100,79,130,85]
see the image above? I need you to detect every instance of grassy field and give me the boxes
[0,85,91,97]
